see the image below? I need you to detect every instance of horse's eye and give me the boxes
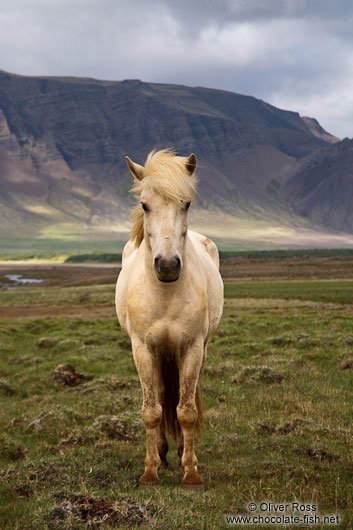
[140,202,149,212]
[184,202,191,211]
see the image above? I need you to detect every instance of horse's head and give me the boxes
[126,150,197,282]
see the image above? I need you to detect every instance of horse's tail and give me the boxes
[161,359,204,442]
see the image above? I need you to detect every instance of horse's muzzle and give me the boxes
[154,255,181,282]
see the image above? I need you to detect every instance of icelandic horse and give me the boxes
[115,149,223,489]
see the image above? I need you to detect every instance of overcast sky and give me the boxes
[1,0,353,138]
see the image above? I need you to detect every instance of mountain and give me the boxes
[282,138,353,233]
[301,117,340,144]
[0,69,352,250]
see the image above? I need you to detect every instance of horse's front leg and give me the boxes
[132,340,162,486]
[177,338,204,489]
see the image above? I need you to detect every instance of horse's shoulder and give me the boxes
[122,239,139,267]
[188,230,219,268]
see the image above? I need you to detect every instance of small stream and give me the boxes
[5,274,44,286]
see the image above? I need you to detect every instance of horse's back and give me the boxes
[116,239,141,330]
[187,230,220,269]
[187,230,223,337]
[121,239,138,267]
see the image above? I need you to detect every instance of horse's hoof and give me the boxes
[138,471,160,487]
[182,482,204,491]
[182,470,203,490]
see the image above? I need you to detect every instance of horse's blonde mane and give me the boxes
[130,149,197,246]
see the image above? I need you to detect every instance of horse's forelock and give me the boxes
[144,149,197,203]
[129,150,197,246]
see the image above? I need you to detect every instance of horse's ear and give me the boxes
[125,156,145,180]
[186,153,197,176]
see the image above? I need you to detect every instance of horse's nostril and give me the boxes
[174,256,181,270]
[154,255,161,270]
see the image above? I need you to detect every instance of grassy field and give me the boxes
[0,260,352,529]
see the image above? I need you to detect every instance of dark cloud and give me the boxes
[0,0,352,137]
[164,0,353,27]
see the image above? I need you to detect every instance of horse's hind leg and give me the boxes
[177,338,204,489]
[132,340,163,486]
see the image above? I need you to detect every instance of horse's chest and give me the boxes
[126,286,207,350]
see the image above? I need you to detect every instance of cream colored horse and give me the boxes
[115,150,223,489]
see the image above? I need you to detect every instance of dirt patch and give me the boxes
[57,430,91,449]
[37,337,60,348]
[257,419,313,436]
[52,363,94,387]
[0,379,16,395]
[277,419,310,434]
[268,336,293,346]
[26,461,61,484]
[340,358,353,370]
[256,421,277,436]
[233,366,284,384]
[9,356,43,365]
[14,483,33,498]
[0,437,26,461]
[106,379,140,391]
[25,412,57,433]
[79,292,92,303]
[94,416,136,441]
[50,492,150,527]
[294,447,339,462]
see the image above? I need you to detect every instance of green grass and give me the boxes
[219,248,353,259]
[1,280,352,309]
[65,252,123,264]
[0,238,126,256]
[0,284,113,308]
[0,252,65,262]
[0,278,352,528]
[225,281,353,305]
[2,247,353,263]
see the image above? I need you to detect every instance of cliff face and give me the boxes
[0,69,348,243]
